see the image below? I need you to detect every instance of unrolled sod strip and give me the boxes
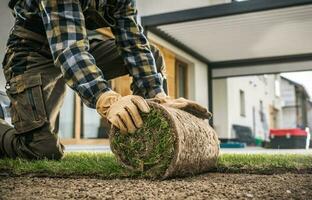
[110,101,220,179]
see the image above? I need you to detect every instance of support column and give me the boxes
[208,65,214,127]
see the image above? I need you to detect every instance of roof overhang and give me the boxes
[142,0,312,78]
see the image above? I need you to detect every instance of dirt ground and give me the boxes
[0,173,311,200]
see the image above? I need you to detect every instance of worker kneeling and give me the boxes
[0,0,210,160]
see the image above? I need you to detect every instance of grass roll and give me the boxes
[110,101,219,179]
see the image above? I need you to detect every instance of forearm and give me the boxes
[38,0,109,107]
[55,40,110,107]
[111,0,164,98]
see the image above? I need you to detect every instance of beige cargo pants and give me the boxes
[0,26,166,160]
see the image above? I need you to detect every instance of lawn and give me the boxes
[0,153,311,179]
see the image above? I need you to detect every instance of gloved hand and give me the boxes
[96,91,150,134]
[150,92,212,119]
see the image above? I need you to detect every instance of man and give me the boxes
[0,0,210,160]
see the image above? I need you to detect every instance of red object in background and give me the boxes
[270,129,308,137]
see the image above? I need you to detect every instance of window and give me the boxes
[81,81,112,139]
[59,89,75,139]
[240,90,246,117]
[175,60,188,98]
[81,105,109,139]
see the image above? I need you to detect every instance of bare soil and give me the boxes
[0,173,311,200]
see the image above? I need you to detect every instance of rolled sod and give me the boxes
[109,101,220,179]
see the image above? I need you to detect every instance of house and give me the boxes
[280,77,312,130]
[212,75,312,145]
[213,75,282,144]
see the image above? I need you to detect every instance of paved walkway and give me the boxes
[65,145,111,153]
[220,147,312,155]
[65,145,312,155]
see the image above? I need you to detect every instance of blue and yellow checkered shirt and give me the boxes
[12,0,163,108]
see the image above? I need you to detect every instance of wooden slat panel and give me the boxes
[74,94,81,141]
[152,43,176,98]
[164,51,176,98]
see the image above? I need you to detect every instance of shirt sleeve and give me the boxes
[111,0,164,98]
[38,0,110,108]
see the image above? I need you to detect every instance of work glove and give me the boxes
[150,92,212,119]
[96,91,150,134]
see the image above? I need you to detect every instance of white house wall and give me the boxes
[225,75,281,140]
[227,77,254,138]
[212,79,229,138]
[282,107,298,128]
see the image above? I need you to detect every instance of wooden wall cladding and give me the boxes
[154,43,176,98]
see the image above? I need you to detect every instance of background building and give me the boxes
[281,77,312,130]
[213,75,282,144]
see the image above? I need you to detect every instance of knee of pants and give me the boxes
[0,124,64,160]
[31,131,64,160]
[150,44,166,76]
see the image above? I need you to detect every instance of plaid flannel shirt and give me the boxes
[12,0,163,108]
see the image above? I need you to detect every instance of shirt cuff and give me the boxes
[80,82,111,109]
[134,73,164,98]
[147,86,165,99]
[93,87,112,107]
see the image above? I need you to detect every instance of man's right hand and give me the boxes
[96,91,150,134]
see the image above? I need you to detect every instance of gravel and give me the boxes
[1,173,311,200]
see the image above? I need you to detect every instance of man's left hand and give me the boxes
[149,93,212,119]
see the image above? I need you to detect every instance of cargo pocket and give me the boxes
[6,74,48,134]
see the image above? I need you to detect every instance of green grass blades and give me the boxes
[0,153,128,178]
[216,154,312,174]
[0,153,311,178]
[110,109,176,178]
